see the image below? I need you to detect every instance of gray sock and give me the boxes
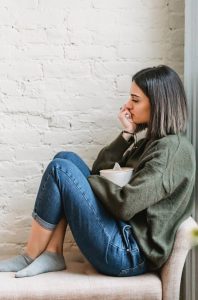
[0,254,33,272]
[15,251,66,278]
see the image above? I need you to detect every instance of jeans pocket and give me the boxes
[118,222,147,276]
[118,257,147,277]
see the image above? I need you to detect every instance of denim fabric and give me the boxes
[32,151,148,277]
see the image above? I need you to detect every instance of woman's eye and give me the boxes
[132,99,139,103]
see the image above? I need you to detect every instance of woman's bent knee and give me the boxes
[52,151,90,178]
[53,151,77,160]
[48,158,71,172]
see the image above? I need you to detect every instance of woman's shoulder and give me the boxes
[134,134,195,177]
[144,134,195,164]
[151,134,194,152]
[151,134,195,168]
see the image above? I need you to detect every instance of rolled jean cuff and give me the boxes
[32,211,57,231]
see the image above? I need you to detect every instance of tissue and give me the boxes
[113,162,122,170]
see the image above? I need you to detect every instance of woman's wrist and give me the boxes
[122,130,134,135]
[122,130,135,142]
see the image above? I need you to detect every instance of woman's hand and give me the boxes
[118,105,137,133]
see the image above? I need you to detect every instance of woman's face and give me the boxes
[125,81,151,125]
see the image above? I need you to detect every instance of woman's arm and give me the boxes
[91,132,135,175]
[89,162,167,220]
[91,102,137,175]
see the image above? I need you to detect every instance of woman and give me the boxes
[0,65,195,278]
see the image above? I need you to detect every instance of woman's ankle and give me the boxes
[45,246,63,255]
[25,246,43,260]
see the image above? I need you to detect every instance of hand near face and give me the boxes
[118,105,137,133]
[118,81,151,134]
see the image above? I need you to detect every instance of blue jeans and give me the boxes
[32,151,148,277]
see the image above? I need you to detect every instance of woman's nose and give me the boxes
[125,99,132,109]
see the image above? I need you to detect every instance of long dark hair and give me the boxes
[132,65,188,139]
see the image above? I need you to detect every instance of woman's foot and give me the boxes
[15,251,66,278]
[0,254,34,272]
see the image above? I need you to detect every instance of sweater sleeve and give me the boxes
[88,150,168,221]
[91,133,134,175]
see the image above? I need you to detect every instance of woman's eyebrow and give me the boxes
[130,93,140,98]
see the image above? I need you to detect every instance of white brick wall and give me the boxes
[0,0,184,257]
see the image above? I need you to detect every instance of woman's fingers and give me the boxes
[119,109,132,126]
[125,112,132,121]
[118,106,137,132]
[119,108,132,120]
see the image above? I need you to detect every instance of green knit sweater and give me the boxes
[88,133,196,270]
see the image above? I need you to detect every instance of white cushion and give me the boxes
[0,248,162,300]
